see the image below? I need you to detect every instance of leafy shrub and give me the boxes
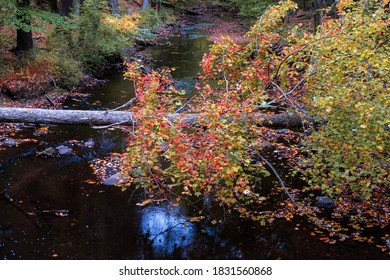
[70,0,129,74]
[139,8,162,29]
[43,51,83,89]
[78,20,128,74]
[102,14,140,37]
[156,8,176,23]
[0,56,56,99]
[301,0,390,198]
[46,0,129,76]
[227,0,278,19]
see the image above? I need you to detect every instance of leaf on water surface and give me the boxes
[136,199,153,207]
[83,179,97,184]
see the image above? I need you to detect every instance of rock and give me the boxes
[275,129,290,134]
[259,141,273,148]
[3,138,17,147]
[103,173,126,186]
[349,209,358,215]
[84,139,95,148]
[33,130,48,137]
[352,196,364,202]
[317,196,336,209]
[37,147,55,157]
[385,239,390,250]
[55,145,73,156]
[135,37,156,47]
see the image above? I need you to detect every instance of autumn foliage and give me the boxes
[121,0,389,242]
[0,58,57,99]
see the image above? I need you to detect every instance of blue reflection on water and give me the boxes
[139,205,195,258]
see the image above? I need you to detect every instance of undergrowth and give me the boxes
[0,1,176,97]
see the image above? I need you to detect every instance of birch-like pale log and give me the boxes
[0,107,303,128]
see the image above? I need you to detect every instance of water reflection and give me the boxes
[146,24,211,95]
[138,205,195,258]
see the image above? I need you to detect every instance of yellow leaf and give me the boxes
[136,199,153,207]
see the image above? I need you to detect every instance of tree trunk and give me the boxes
[74,0,81,15]
[0,108,135,126]
[51,0,58,12]
[36,0,57,11]
[15,0,33,52]
[111,0,120,16]
[16,29,33,52]
[0,108,304,128]
[313,0,331,33]
[313,0,321,33]
[58,0,73,16]
[141,0,149,10]
[156,0,161,12]
[158,0,162,12]
[151,0,161,12]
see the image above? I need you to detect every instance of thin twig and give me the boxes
[141,150,162,188]
[112,125,135,136]
[162,118,198,159]
[50,76,57,89]
[110,97,136,111]
[90,120,129,130]
[269,81,306,115]
[271,35,340,81]
[270,80,311,143]
[267,75,311,107]
[221,52,229,101]
[174,93,199,114]
[45,95,56,107]
[256,153,339,234]
[258,154,299,209]
[1,190,42,230]
[286,76,308,95]
[150,221,187,242]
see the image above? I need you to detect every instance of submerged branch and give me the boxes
[1,190,42,230]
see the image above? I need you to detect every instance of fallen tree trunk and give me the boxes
[0,108,135,126]
[0,107,304,128]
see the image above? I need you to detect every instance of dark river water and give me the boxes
[0,22,388,260]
